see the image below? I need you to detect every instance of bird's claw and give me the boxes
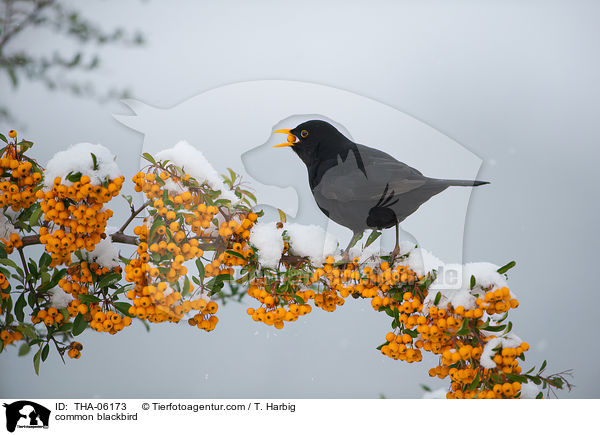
[388,246,400,266]
[341,249,350,263]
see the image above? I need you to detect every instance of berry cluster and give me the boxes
[0,138,42,212]
[0,328,23,347]
[37,174,124,265]
[31,307,67,327]
[67,341,83,359]
[246,280,313,329]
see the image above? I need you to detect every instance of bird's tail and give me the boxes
[438,179,490,187]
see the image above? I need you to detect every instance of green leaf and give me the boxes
[72,313,88,336]
[404,328,418,338]
[18,343,30,356]
[41,344,50,362]
[90,153,99,170]
[29,205,43,227]
[277,208,286,223]
[78,294,101,304]
[536,392,543,399]
[140,318,150,332]
[19,140,34,153]
[481,324,506,332]
[434,292,441,305]
[0,133,7,143]
[470,275,476,290]
[18,324,36,340]
[0,257,18,269]
[40,271,51,287]
[364,230,381,248]
[239,189,257,204]
[33,347,41,375]
[65,171,82,183]
[182,276,191,297]
[539,360,547,373]
[122,194,133,207]
[97,272,121,289]
[14,293,26,322]
[420,384,432,392]
[113,302,132,316]
[195,259,205,283]
[497,261,516,275]
[38,268,67,292]
[142,152,155,164]
[206,273,232,296]
[383,307,394,317]
[149,218,165,240]
[28,258,38,277]
[469,373,480,391]
[506,373,528,383]
[8,67,18,87]
[455,319,470,336]
[290,294,306,305]
[225,250,246,260]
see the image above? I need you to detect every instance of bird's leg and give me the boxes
[342,231,362,262]
[389,223,400,265]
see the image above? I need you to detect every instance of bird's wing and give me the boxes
[314,144,430,203]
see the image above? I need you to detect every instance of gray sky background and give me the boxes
[0,0,599,398]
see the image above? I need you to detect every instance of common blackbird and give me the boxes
[273,120,489,258]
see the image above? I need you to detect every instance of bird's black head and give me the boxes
[273,120,350,166]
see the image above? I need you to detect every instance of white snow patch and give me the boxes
[423,261,512,314]
[250,221,341,268]
[479,333,523,369]
[155,140,237,202]
[162,178,186,195]
[249,222,284,268]
[44,143,121,187]
[402,244,445,276]
[89,227,120,268]
[520,381,541,399]
[463,262,508,291]
[49,287,74,309]
[284,223,338,265]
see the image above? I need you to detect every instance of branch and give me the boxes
[0,0,55,51]
[109,232,138,245]
[21,232,139,248]
[117,199,151,234]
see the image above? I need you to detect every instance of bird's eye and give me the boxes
[301,130,309,138]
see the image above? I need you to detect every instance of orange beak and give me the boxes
[273,129,297,148]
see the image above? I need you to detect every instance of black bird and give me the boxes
[273,120,489,259]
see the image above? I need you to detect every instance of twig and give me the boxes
[17,247,29,276]
[21,232,140,248]
[109,232,139,245]
[17,247,35,292]
[116,199,152,234]
[0,0,54,50]
[49,335,65,364]
[469,323,486,346]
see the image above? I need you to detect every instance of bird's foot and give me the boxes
[388,245,400,266]
[341,249,351,263]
